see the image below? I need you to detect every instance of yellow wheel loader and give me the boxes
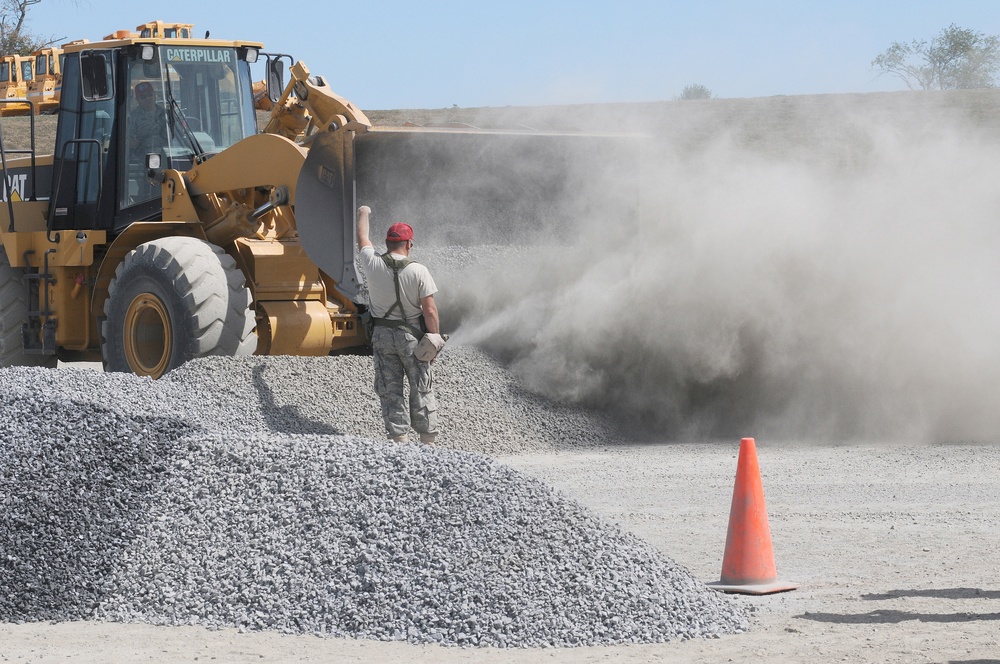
[0,24,634,378]
[0,54,33,117]
[26,42,79,115]
[0,29,366,376]
[25,46,61,115]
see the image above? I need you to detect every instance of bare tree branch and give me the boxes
[0,0,56,55]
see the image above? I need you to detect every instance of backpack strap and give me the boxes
[372,253,424,338]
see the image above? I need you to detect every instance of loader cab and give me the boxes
[50,40,259,233]
[28,46,64,114]
[0,55,32,115]
[0,58,13,97]
[137,21,194,39]
[0,55,33,87]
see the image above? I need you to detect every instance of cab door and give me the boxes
[50,49,117,231]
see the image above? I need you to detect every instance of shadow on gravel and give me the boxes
[862,588,1000,600]
[252,365,342,435]
[796,609,1000,624]
[946,660,1000,664]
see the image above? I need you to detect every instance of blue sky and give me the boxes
[28,0,1000,109]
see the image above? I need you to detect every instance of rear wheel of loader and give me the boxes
[102,237,257,378]
[0,246,57,368]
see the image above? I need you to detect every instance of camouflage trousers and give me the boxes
[371,326,439,438]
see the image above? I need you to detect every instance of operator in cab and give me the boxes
[128,81,166,159]
[356,205,445,445]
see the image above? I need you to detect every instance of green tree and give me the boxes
[872,24,1000,90]
[677,83,713,100]
[0,0,54,55]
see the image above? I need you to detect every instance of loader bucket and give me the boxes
[295,129,363,302]
[295,126,642,301]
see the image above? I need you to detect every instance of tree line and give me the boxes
[681,24,1000,100]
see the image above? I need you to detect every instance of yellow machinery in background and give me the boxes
[0,54,32,116]
[252,79,272,111]
[137,20,194,39]
[26,42,80,115]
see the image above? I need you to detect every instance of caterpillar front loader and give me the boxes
[0,23,631,377]
[0,54,33,116]
[26,41,82,115]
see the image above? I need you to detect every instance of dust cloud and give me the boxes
[417,93,1000,443]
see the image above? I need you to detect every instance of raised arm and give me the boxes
[357,205,373,250]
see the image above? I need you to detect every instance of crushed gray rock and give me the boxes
[0,354,749,646]
[168,345,626,454]
[32,346,624,454]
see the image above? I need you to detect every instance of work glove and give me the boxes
[415,333,446,363]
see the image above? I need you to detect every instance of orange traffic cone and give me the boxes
[707,437,799,595]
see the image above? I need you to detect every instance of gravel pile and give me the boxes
[0,355,749,646]
[16,346,622,455]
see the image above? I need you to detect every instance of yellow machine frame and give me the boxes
[26,44,69,115]
[0,24,367,375]
[0,54,33,116]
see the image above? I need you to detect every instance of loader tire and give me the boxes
[102,237,257,378]
[0,246,57,368]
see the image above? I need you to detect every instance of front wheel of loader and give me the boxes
[102,237,257,378]
[0,246,57,368]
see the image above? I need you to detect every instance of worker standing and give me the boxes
[356,205,442,444]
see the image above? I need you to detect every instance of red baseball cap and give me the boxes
[135,81,154,99]
[386,222,413,242]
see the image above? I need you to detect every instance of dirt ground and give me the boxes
[2,441,998,663]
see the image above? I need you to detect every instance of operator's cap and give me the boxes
[134,81,154,99]
[386,222,413,242]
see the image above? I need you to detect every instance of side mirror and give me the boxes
[80,50,113,101]
[266,58,284,102]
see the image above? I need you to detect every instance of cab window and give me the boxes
[122,54,167,209]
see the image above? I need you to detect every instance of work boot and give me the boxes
[390,433,409,443]
[419,433,437,445]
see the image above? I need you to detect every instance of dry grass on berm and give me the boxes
[4,87,1000,161]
